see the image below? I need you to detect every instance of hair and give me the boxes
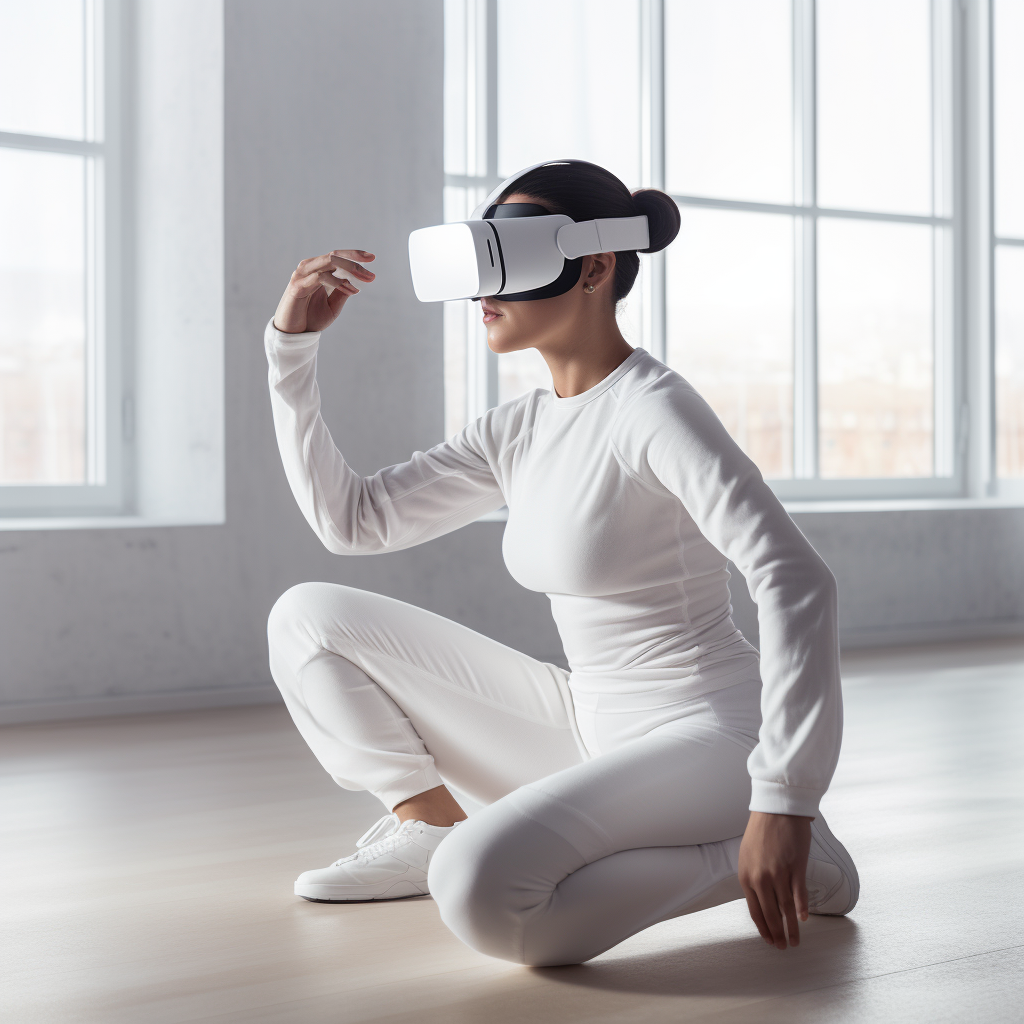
[496,160,680,302]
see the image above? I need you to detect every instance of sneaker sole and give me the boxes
[294,879,429,903]
[810,815,860,916]
[299,892,429,904]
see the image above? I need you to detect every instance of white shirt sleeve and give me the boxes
[617,379,843,819]
[265,319,506,554]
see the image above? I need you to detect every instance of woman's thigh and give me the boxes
[428,681,762,962]
[268,581,586,803]
[508,680,760,856]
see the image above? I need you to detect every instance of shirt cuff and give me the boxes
[749,779,824,819]
[264,317,321,344]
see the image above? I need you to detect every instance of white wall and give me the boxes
[730,507,1024,650]
[132,0,225,523]
[0,0,1022,723]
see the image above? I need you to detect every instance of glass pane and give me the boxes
[996,246,1024,478]
[818,219,933,478]
[0,149,87,484]
[444,301,471,439]
[665,0,792,205]
[444,0,480,178]
[666,207,794,478]
[817,0,931,216]
[0,0,86,140]
[994,0,1024,238]
[497,0,641,187]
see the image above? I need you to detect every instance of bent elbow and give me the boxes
[317,527,386,557]
[817,560,838,606]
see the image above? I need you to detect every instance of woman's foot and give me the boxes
[295,813,461,903]
[806,815,860,916]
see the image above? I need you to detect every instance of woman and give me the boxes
[265,160,858,968]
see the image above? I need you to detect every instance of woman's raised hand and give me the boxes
[273,250,376,334]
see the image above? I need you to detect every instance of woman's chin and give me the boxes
[485,327,515,352]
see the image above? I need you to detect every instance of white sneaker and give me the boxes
[294,813,460,903]
[806,814,860,916]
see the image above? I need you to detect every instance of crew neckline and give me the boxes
[549,347,646,410]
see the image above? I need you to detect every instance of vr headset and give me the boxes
[408,159,650,303]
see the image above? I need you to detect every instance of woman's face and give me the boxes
[478,193,615,355]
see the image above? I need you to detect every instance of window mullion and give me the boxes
[932,0,958,479]
[793,0,818,479]
[961,0,996,495]
[85,0,102,485]
[641,0,666,361]
[483,0,499,410]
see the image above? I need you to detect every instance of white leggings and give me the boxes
[268,582,763,966]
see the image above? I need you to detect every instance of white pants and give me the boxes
[268,582,763,966]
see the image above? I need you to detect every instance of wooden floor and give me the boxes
[3,639,1024,1023]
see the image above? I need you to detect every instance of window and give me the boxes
[444,0,1019,503]
[0,0,125,516]
[993,0,1024,484]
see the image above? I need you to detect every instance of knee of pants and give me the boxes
[267,582,365,679]
[428,802,586,967]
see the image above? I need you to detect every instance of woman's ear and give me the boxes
[585,251,618,293]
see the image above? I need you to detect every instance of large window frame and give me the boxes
[987,0,1024,498]
[445,0,1019,504]
[0,0,128,517]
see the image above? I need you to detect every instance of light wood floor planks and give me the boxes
[3,638,1023,1022]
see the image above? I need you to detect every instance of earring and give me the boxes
[584,283,595,293]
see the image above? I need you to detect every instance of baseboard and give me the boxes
[839,618,1024,650]
[0,684,283,726]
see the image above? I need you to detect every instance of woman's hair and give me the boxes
[496,161,680,302]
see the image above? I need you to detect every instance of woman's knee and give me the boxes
[428,802,587,967]
[267,582,370,692]
[267,581,371,648]
[428,808,534,963]
[269,581,322,635]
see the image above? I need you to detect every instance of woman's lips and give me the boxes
[480,301,503,324]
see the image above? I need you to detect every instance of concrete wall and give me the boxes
[0,0,1022,723]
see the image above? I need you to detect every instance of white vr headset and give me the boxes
[408,159,650,303]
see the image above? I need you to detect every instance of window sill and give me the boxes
[0,513,225,532]
[783,497,1024,513]
[473,496,1024,524]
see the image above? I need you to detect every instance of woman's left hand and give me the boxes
[738,811,813,950]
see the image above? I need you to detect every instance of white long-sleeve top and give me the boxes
[265,319,843,818]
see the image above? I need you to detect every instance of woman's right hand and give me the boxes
[272,250,376,334]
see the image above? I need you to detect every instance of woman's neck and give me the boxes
[542,320,635,399]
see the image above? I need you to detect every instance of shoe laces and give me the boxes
[333,813,424,865]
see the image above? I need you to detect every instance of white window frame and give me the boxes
[0,0,128,517]
[444,0,1020,504]
[985,0,1024,499]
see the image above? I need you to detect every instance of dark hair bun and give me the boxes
[631,189,680,253]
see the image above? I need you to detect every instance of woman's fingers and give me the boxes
[329,254,376,282]
[755,881,788,949]
[291,252,375,292]
[295,254,336,276]
[289,256,337,296]
[317,269,359,292]
[794,865,810,923]
[325,280,352,316]
[330,249,375,262]
[742,886,773,944]
[777,879,801,947]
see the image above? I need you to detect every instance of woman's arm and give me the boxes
[267,251,506,554]
[617,379,842,949]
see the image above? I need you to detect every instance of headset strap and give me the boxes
[556,216,650,258]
